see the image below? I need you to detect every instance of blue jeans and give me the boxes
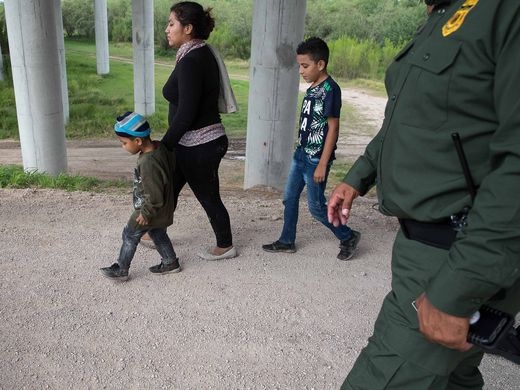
[279,147,353,244]
[118,224,177,270]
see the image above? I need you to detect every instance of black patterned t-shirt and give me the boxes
[297,76,342,160]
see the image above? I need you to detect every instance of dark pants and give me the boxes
[341,230,485,390]
[174,135,233,248]
[118,224,176,270]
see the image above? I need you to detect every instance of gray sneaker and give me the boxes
[338,231,361,260]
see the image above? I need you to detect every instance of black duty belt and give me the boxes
[398,218,457,250]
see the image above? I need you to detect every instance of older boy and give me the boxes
[262,37,360,260]
[100,112,180,280]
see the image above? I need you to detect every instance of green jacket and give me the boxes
[129,143,175,230]
[344,0,520,316]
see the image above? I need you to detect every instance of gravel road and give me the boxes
[1,186,518,389]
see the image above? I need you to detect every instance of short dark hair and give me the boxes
[171,1,215,40]
[296,37,329,67]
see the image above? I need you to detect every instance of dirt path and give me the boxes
[1,91,519,389]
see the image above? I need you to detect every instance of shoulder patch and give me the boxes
[442,0,480,37]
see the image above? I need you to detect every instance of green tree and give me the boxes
[367,1,427,44]
[108,0,133,42]
[62,0,95,38]
[59,0,427,60]
[206,0,252,59]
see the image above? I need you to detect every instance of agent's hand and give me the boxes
[327,182,359,227]
[415,293,473,351]
[135,213,148,226]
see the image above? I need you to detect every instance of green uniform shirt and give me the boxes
[129,143,175,230]
[344,0,520,316]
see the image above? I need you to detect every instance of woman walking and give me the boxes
[161,1,236,260]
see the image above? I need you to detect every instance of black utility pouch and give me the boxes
[467,305,514,349]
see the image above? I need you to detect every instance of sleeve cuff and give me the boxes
[342,157,376,196]
[426,269,495,317]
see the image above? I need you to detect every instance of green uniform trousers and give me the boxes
[341,230,520,390]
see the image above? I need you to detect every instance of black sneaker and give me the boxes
[149,258,181,274]
[100,263,129,280]
[262,240,296,253]
[338,231,361,261]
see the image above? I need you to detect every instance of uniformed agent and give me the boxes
[327,0,520,388]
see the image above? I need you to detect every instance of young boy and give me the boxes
[262,37,361,260]
[100,111,180,280]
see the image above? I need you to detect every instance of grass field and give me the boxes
[0,164,127,192]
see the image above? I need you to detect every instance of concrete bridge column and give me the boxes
[4,0,67,175]
[94,0,110,75]
[244,0,306,190]
[55,0,69,123]
[132,0,155,116]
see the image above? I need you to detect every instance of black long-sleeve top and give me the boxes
[161,45,221,150]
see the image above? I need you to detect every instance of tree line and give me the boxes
[0,0,428,81]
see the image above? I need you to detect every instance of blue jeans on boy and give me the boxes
[118,224,177,270]
[279,147,353,244]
